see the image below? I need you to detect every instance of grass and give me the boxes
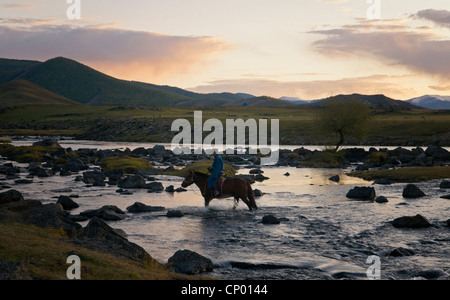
[348,166,450,183]
[0,144,61,162]
[0,222,201,280]
[300,149,346,168]
[0,105,449,146]
[0,137,11,143]
[164,160,236,178]
[101,155,154,174]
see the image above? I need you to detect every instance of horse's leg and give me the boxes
[238,194,252,211]
[233,197,239,210]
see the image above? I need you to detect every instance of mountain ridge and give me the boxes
[0,56,443,110]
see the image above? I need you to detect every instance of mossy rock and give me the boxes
[101,155,153,174]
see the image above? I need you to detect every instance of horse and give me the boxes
[181,169,258,211]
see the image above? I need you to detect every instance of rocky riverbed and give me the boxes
[0,139,449,280]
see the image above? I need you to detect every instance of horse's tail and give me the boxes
[247,181,258,210]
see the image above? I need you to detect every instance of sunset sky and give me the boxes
[1,0,450,100]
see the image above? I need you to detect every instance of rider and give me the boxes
[208,150,225,197]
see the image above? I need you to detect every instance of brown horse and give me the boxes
[181,170,258,211]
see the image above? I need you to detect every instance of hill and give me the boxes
[223,96,297,107]
[0,79,81,108]
[300,94,420,111]
[0,57,191,106]
[407,95,450,110]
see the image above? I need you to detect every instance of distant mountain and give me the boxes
[223,96,297,107]
[279,96,310,105]
[133,81,254,103]
[407,95,450,109]
[300,94,420,111]
[0,79,81,108]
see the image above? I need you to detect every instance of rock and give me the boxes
[175,187,187,192]
[329,175,340,183]
[402,184,426,199]
[441,194,450,199]
[373,178,391,185]
[255,174,269,182]
[146,182,164,193]
[57,195,79,210]
[375,196,388,203]
[425,145,450,160]
[167,250,213,275]
[165,185,175,193]
[61,159,87,172]
[388,247,415,257]
[82,171,106,187]
[254,189,263,197]
[392,214,432,228]
[14,179,33,185]
[249,168,263,174]
[79,217,155,263]
[30,167,54,178]
[80,205,127,221]
[440,180,450,189]
[32,139,61,148]
[262,215,280,224]
[0,189,24,204]
[67,214,89,222]
[0,259,31,280]
[118,175,145,189]
[415,270,446,280]
[284,172,290,177]
[105,169,124,185]
[447,219,450,227]
[346,187,376,200]
[167,210,184,218]
[126,202,165,213]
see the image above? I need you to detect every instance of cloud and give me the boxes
[414,9,450,29]
[190,74,418,100]
[0,24,229,82]
[309,18,450,79]
[2,3,36,10]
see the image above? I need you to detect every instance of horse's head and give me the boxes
[181,169,195,188]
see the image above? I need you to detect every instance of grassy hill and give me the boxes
[0,79,81,108]
[0,57,191,106]
[301,94,420,111]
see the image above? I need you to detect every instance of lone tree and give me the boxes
[316,97,370,151]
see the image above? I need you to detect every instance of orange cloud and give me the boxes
[0,24,230,82]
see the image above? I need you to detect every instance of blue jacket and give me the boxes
[208,155,225,189]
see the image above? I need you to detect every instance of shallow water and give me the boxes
[2,141,450,280]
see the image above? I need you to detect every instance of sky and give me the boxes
[0,0,450,100]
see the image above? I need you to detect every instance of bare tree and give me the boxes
[316,97,370,151]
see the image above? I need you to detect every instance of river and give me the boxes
[4,139,450,280]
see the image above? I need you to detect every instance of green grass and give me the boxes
[0,144,61,162]
[0,137,11,143]
[300,149,346,168]
[164,160,236,178]
[0,105,449,146]
[348,166,450,183]
[101,155,154,174]
[0,222,203,280]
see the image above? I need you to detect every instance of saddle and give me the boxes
[211,178,226,199]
